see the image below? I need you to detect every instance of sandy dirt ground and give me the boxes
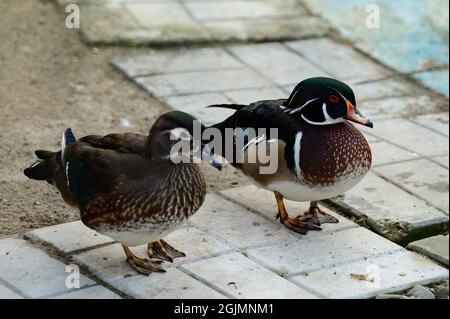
[0,0,248,236]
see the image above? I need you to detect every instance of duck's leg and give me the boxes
[147,240,186,263]
[274,191,321,234]
[122,245,165,275]
[297,201,339,226]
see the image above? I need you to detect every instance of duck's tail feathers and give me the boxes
[207,104,248,110]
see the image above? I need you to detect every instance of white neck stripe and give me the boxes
[301,113,344,125]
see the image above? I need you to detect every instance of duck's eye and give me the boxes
[329,95,339,103]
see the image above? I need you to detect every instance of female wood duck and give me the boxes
[207,77,373,234]
[24,111,222,275]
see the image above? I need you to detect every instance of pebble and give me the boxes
[407,285,435,299]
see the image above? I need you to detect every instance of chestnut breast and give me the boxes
[300,122,372,187]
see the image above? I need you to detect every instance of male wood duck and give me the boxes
[207,77,373,234]
[24,111,221,275]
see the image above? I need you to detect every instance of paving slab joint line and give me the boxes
[285,277,329,299]
[286,248,405,279]
[0,277,30,299]
[280,41,334,77]
[186,219,241,250]
[357,93,426,103]
[363,131,449,171]
[372,156,430,169]
[323,199,449,246]
[373,171,449,216]
[222,46,293,95]
[130,66,246,80]
[22,233,134,299]
[24,231,118,256]
[408,119,450,138]
[216,190,360,237]
[406,246,450,269]
[69,261,134,299]
[38,283,99,299]
[177,266,235,299]
[169,249,237,268]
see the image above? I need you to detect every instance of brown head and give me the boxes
[146,111,222,170]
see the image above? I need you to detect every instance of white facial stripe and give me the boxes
[285,98,319,114]
[294,131,303,178]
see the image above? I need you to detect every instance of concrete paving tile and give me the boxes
[0,284,23,299]
[185,0,306,21]
[24,221,115,254]
[286,38,391,81]
[205,16,329,42]
[113,268,226,299]
[190,194,298,248]
[0,239,94,298]
[80,4,144,44]
[163,92,235,126]
[246,227,401,276]
[161,227,233,264]
[220,185,358,235]
[126,3,212,43]
[229,42,328,86]
[368,118,449,156]
[359,95,442,120]
[113,48,241,77]
[407,235,449,266]
[225,87,287,105]
[412,112,449,136]
[72,243,140,282]
[349,78,415,101]
[370,141,420,167]
[73,226,231,281]
[414,69,449,98]
[135,68,273,97]
[374,159,449,214]
[302,0,449,80]
[433,155,449,168]
[329,172,448,244]
[182,253,318,298]
[292,250,449,299]
[51,285,122,299]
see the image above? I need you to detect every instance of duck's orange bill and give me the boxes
[344,100,373,128]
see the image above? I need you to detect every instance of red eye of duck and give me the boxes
[329,95,339,103]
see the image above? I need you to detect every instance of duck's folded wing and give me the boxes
[79,133,147,154]
[65,143,146,211]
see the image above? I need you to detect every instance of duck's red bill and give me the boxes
[344,101,373,128]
